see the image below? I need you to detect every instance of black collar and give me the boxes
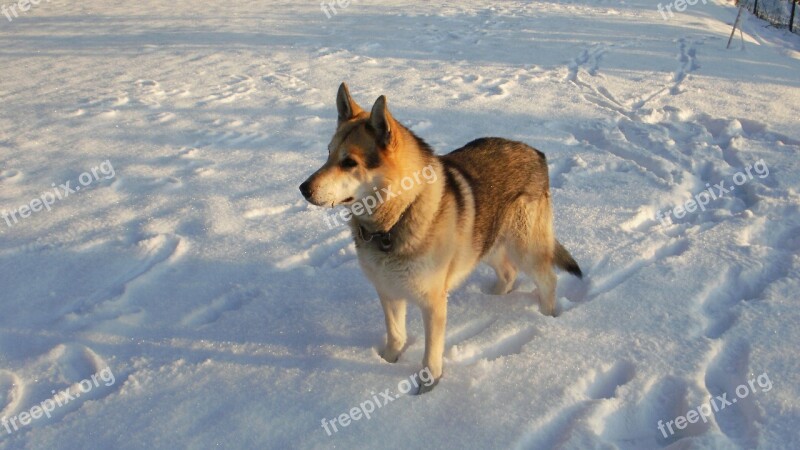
[356,199,415,253]
[357,208,410,253]
[358,225,393,252]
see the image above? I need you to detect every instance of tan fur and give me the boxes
[300,83,582,393]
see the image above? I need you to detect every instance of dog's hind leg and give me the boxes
[484,244,517,295]
[527,259,557,316]
[378,292,407,363]
[508,195,558,316]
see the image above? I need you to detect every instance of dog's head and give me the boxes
[299,83,411,208]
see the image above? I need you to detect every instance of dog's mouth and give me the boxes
[325,197,354,208]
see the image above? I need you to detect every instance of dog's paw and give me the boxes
[379,347,401,363]
[491,280,513,295]
[539,304,558,317]
[416,378,439,395]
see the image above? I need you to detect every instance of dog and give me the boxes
[300,83,582,393]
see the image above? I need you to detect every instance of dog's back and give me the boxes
[440,137,550,257]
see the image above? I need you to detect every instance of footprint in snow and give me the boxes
[447,320,538,365]
[181,286,262,328]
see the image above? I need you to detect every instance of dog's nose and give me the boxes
[299,181,312,199]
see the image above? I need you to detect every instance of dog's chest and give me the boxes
[355,246,440,301]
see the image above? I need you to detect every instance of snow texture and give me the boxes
[0,0,799,449]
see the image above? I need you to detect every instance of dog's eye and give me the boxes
[340,157,358,169]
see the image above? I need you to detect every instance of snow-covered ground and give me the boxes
[1,0,799,448]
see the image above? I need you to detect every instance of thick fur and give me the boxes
[300,83,582,393]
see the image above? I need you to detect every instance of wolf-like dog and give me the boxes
[300,83,582,393]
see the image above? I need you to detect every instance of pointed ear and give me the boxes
[369,95,393,148]
[336,82,363,125]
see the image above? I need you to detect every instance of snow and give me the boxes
[0,0,799,448]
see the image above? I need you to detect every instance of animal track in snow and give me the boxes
[445,317,497,348]
[571,99,797,238]
[516,361,635,449]
[569,121,676,183]
[703,339,761,448]
[595,376,708,448]
[518,402,594,449]
[567,44,607,85]
[275,228,356,270]
[0,169,22,183]
[438,73,514,99]
[174,147,216,177]
[671,38,701,95]
[132,79,167,107]
[569,37,704,120]
[586,238,689,299]
[60,234,182,329]
[262,72,309,94]
[0,370,23,421]
[700,218,799,339]
[181,286,261,328]
[52,343,108,384]
[12,344,121,429]
[198,74,256,106]
[70,92,130,117]
[549,156,586,189]
[585,361,636,400]
[448,321,537,365]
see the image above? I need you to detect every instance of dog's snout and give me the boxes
[299,180,312,199]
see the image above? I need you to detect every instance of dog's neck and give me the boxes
[358,184,415,234]
[353,133,444,253]
[358,178,443,253]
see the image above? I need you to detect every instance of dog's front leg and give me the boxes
[378,293,406,363]
[418,290,447,394]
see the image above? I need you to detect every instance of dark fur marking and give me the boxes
[364,149,381,169]
[364,122,390,149]
[336,121,382,168]
[332,122,361,153]
[406,129,435,156]
[555,240,583,278]
[443,166,466,224]
[340,124,359,141]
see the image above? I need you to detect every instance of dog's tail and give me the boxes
[554,240,582,278]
